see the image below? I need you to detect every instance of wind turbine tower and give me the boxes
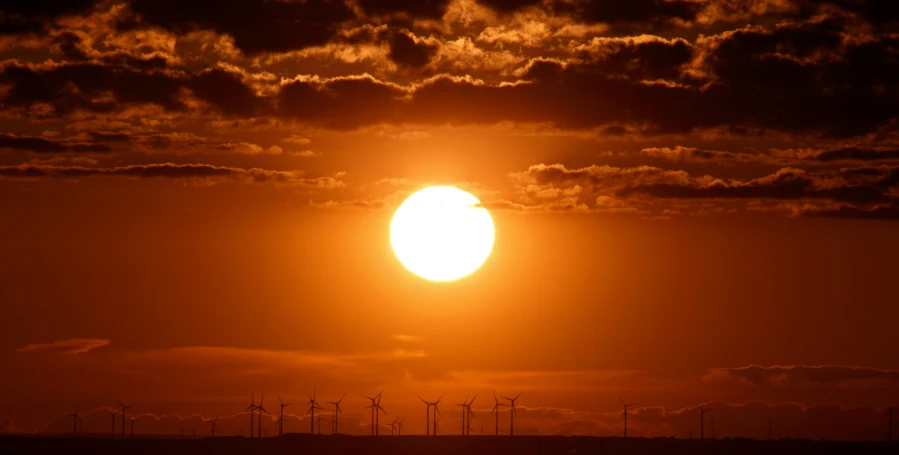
[419,397,432,436]
[245,392,256,438]
[465,397,476,436]
[325,394,345,436]
[621,399,636,438]
[455,395,470,435]
[698,407,711,440]
[432,396,442,436]
[257,394,269,438]
[278,395,291,437]
[307,388,324,435]
[363,391,383,436]
[501,392,523,436]
[67,406,83,435]
[118,402,133,438]
[492,392,507,436]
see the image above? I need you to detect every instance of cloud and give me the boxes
[390,334,422,343]
[503,163,898,216]
[807,147,899,163]
[0,1,101,35]
[4,14,897,138]
[0,133,112,154]
[555,0,701,26]
[0,163,345,188]
[640,146,768,164]
[387,31,439,69]
[15,338,110,355]
[122,0,355,55]
[704,365,899,388]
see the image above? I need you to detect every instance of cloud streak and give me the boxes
[15,338,110,355]
[0,163,345,188]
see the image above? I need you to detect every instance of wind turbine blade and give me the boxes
[338,393,346,403]
[514,392,523,400]
[469,396,476,406]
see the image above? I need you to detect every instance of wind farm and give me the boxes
[3,391,899,455]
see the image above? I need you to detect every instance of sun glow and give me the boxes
[390,186,495,281]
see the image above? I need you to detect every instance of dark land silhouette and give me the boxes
[3,434,898,455]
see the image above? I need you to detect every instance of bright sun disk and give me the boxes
[390,186,495,281]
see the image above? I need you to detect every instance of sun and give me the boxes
[390,186,495,281]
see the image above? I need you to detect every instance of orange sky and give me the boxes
[2,0,899,442]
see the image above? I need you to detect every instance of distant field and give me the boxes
[2,435,897,455]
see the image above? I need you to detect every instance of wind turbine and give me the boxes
[365,392,387,435]
[698,406,711,440]
[419,397,432,436]
[209,417,218,437]
[257,394,269,438]
[466,407,476,435]
[67,406,83,435]
[391,417,400,435]
[501,392,523,436]
[431,396,442,436]
[118,401,133,438]
[110,413,115,438]
[492,392,507,436]
[397,417,405,435]
[465,396,477,436]
[316,413,325,435]
[373,394,387,435]
[768,418,775,440]
[245,392,256,438]
[278,395,291,437]
[455,395,470,435]
[130,417,135,438]
[191,427,197,438]
[306,388,324,435]
[381,418,397,435]
[621,399,636,438]
[325,394,345,436]
[363,391,383,436]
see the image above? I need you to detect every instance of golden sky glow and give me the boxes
[1,0,898,442]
